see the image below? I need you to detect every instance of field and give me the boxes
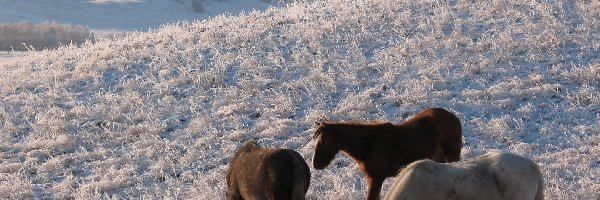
[0,0,598,199]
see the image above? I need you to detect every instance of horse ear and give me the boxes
[315,120,329,126]
[244,140,260,148]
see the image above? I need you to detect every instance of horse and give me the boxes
[226,140,311,200]
[384,152,544,200]
[312,108,462,200]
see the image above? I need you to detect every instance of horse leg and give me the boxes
[366,176,385,200]
[226,177,242,200]
[226,189,243,200]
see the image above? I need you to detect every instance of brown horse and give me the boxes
[312,108,462,200]
[227,140,311,200]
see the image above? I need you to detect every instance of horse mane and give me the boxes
[313,121,393,139]
[313,122,327,139]
[291,151,310,200]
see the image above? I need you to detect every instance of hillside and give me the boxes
[0,0,599,199]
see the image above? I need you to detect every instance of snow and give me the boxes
[0,0,599,199]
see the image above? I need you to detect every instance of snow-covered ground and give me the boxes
[0,0,599,199]
[0,0,272,32]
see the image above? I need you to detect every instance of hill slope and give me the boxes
[0,0,599,199]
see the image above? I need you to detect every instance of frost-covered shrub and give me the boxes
[0,21,91,51]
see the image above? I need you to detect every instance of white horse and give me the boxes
[384,152,544,200]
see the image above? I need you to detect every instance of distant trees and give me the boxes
[173,0,205,13]
[190,0,204,12]
[260,0,310,4]
[176,0,290,13]
[0,21,92,51]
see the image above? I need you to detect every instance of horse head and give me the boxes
[312,123,340,169]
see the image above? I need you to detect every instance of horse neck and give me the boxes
[328,124,375,160]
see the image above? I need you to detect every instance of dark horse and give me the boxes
[312,108,462,200]
[227,140,311,200]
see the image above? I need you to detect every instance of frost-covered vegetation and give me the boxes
[0,21,91,51]
[0,0,598,199]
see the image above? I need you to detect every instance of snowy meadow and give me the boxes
[0,0,599,199]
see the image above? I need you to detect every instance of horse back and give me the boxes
[257,149,311,200]
[384,160,478,200]
[403,108,461,132]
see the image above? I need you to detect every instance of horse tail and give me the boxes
[290,151,310,200]
[444,116,462,162]
[534,170,544,200]
[431,108,462,162]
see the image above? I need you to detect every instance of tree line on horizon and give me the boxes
[0,21,92,51]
